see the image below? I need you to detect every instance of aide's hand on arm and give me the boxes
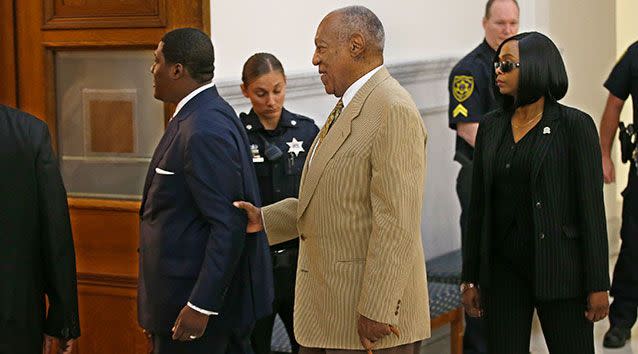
[357,315,400,352]
[585,291,609,322]
[602,155,615,184]
[233,201,263,233]
[171,305,209,341]
[461,287,483,318]
[42,335,75,354]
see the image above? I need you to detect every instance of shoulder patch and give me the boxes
[452,75,475,103]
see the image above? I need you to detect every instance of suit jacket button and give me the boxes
[535,201,542,209]
[539,233,545,240]
[394,310,399,315]
[300,234,306,241]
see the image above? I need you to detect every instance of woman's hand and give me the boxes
[461,287,483,318]
[585,291,609,322]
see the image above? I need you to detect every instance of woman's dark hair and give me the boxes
[495,31,568,109]
[161,28,214,84]
[241,53,285,86]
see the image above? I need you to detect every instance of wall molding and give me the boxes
[217,57,459,108]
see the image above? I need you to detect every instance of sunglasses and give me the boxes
[494,61,520,73]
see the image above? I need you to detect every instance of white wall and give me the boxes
[212,0,539,81]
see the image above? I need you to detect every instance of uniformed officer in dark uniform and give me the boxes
[599,41,638,349]
[448,1,519,353]
[239,53,319,354]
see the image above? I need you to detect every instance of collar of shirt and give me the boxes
[172,82,215,119]
[240,108,297,133]
[340,65,383,108]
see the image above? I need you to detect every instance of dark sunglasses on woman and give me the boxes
[494,61,520,73]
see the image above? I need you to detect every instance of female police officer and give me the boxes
[240,53,319,354]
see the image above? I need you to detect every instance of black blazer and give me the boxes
[0,105,80,340]
[138,87,274,333]
[462,100,610,300]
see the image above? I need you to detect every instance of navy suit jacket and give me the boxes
[138,87,273,333]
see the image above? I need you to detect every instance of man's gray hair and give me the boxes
[335,6,385,53]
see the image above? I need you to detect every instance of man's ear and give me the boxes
[170,63,185,80]
[349,32,365,58]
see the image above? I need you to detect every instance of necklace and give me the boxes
[512,111,543,129]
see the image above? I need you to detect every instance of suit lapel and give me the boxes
[531,100,560,183]
[483,111,510,192]
[296,68,390,219]
[140,87,214,214]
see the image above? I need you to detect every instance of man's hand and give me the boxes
[461,287,483,318]
[357,315,400,352]
[171,305,209,341]
[585,291,609,322]
[602,155,615,183]
[42,335,74,354]
[233,201,264,232]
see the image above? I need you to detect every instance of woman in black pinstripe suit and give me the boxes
[460,32,610,354]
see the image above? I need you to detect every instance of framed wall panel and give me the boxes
[43,0,167,29]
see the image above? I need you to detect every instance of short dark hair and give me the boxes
[495,31,568,108]
[241,53,285,86]
[161,28,214,83]
[485,0,519,19]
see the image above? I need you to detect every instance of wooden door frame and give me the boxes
[0,0,17,107]
[14,0,210,150]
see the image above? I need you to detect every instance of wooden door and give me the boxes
[8,1,209,352]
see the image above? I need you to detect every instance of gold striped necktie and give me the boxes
[316,99,344,148]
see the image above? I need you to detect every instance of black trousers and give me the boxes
[251,250,299,354]
[0,320,42,354]
[609,175,638,329]
[484,258,594,354]
[456,160,487,354]
[152,325,253,354]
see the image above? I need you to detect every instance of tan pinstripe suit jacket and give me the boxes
[262,67,430,349]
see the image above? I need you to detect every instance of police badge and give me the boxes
[453,75,475,103]
[452,75,475,118]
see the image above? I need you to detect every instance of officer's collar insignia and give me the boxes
[246,124,253,130]
[291,120,297,126]
[453,75,475,103]
[287,138,305,157]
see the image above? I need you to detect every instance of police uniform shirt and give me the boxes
[448,40,501,161]
[605,40,638,126]
[241,108,318,251]
[240,108,319,206]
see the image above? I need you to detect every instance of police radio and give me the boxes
[619,122,637,174]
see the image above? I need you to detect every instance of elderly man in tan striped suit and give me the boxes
[235,6,430,353]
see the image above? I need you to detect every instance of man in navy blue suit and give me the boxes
[138,28,273,354]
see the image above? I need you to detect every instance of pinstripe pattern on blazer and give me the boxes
[262,67,431,349]
[462,99,610,300]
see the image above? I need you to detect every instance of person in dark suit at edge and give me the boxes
[0,104,80,354]
[461,32,610,354]
[137,28,273,354]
